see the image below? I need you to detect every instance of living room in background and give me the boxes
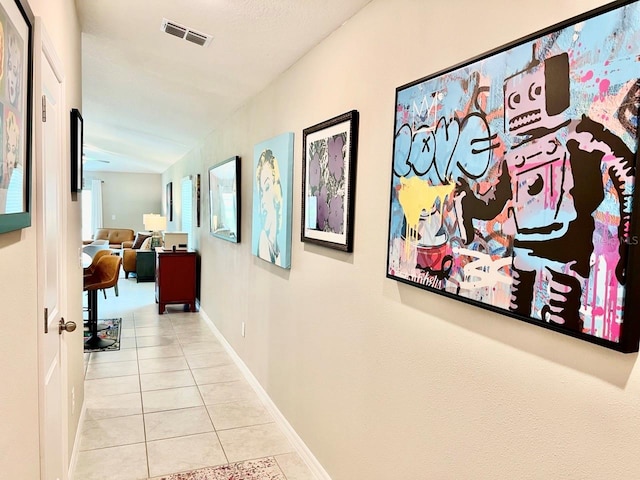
[386,0,640,352]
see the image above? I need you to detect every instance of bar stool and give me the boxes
[83,249,111,277]
[84,249,119,297]
[83,255,122,349]
[83,250,112,330]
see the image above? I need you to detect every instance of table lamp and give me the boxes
[143,214,167,248]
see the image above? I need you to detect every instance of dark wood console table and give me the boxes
[155,248,197,314]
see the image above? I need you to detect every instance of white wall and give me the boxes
[164,1,640,479]
[0,229,39,477]
[85,171,163,234]
[0,0,82,476]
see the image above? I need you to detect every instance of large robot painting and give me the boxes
[387,1,640,349]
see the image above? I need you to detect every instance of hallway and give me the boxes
[74,275,317,480]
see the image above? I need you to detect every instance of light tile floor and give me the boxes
[74,275,318,480]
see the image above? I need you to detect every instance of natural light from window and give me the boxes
[181,176,193,249]
[81,189,92,240]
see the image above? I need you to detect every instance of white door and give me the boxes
[36,21,68,480]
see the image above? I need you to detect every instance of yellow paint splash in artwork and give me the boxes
[397,177,455,256]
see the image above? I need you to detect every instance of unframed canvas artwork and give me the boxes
[386,1,640,351]
[252,132,294,269]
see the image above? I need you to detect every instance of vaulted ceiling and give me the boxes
[76,0,372,174]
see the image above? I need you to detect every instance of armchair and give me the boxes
[121,234,153,279]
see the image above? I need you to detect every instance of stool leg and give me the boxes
[84,288,116,350]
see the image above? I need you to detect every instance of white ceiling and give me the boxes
[76,0,372,174]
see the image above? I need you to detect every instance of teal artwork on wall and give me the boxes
[252,132,294,269]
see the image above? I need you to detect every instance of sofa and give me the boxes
[84,228,135,249]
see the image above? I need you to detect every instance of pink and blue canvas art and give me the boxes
[386,0,640,351]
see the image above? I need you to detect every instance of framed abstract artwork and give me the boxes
[209,156,240,243]
[166,182,173,222]
[70,108,83,193]
[252,132,294,269]
[0,0,33,234]
[302,110,359,251]
[386,0,640,352]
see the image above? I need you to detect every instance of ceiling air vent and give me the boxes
[161,18,213,47]
[185,30,208,47]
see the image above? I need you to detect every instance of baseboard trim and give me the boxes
[67,398,86,480]
[199,307,331,480]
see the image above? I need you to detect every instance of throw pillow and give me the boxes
[132,232,151,249]
[140,237,152,250]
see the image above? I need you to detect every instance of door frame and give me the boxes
[35,17,68,480]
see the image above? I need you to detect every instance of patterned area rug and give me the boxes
[84,318,121,352]
[157,457,284,480]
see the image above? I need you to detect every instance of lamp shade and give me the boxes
[143,213,155,227]
[144,215,167,231]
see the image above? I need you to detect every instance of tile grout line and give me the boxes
[78,278,318,479]
[177,313,232,469]
[133,311,152,480]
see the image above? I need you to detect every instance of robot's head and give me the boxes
[504,53,570,137]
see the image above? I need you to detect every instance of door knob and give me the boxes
[59,318,77,334]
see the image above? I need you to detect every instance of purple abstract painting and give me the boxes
[303,110,359,252]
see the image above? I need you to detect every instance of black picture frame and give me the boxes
[385,0,640,352]
[166,182,173,222]
[301,110,359,252]
[70,108,83,193]
[208,156,240,243]
[0,0,33,234]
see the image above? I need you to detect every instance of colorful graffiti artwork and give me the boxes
[386,1,640,351]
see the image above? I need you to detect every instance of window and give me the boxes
[181,176,193,249]
[81,189,92,240]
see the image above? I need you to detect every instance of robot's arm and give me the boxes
[456,162,512,244]
[607,150,635,285]
[575,116,635,284]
